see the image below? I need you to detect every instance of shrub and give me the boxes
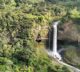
[13,47,54,72]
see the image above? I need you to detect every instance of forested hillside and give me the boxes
[0,0,80,72]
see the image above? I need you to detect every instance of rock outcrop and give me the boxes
[57,20,80,69]
[58,20,79,42]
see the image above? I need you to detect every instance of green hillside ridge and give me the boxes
[0,0,80,72]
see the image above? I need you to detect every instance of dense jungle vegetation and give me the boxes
[0,0,80,72]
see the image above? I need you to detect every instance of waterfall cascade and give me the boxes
[52,21,61,60]
[48,21,61,60]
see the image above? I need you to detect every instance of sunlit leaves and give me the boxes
[70,8,80,18]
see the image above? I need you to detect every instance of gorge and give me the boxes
[48,21,80,72]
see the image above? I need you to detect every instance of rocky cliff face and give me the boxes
[57,20,80,69]
[58,20,80,42]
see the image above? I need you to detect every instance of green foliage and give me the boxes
[13,47,52,72]
[63,45,80,69]
[0,0,78,72]
[0,57,13,65]
[70,8,80,18]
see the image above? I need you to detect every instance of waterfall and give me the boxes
[47,21,61,60]
[52,21,61,60]
[47,21,80,72]
[52,21,58,52]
